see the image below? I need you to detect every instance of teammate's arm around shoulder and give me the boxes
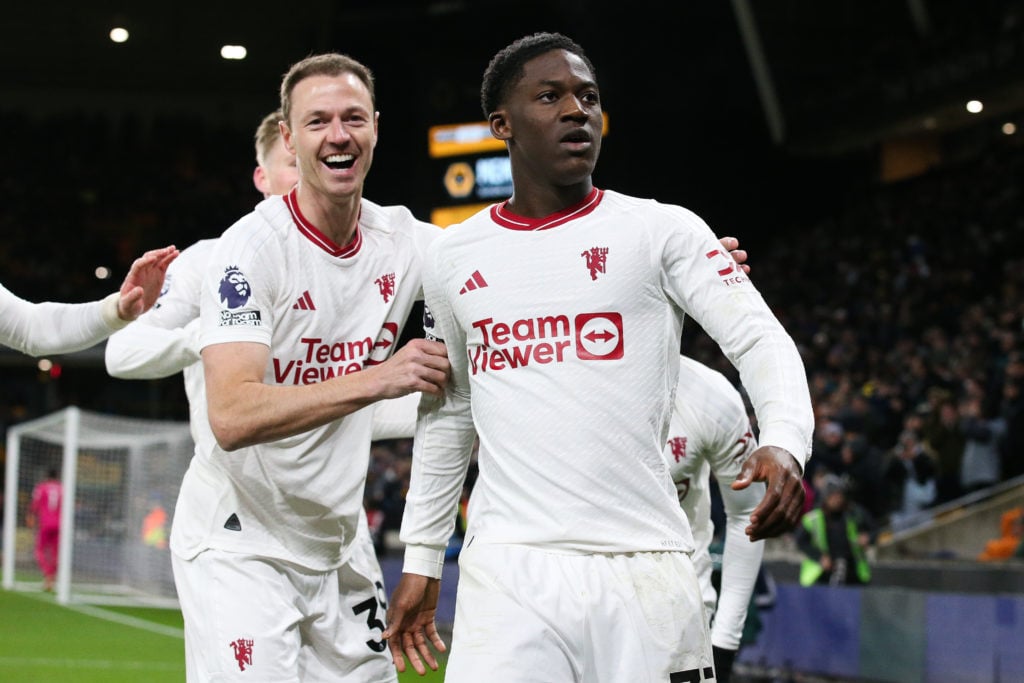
[203,337,449,451]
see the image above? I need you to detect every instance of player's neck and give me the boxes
[295,186,361,248]
[506,178,593,218]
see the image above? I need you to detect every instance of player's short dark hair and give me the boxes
[480,32,595,117]
[254,110,284,166]
[280,53,376,126]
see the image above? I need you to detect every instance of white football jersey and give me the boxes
[665,354,765,650]
[172,190,439,571]
[401,188,813,575]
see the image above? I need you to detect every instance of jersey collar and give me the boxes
[284,188,363,258]
[491,188,603,231]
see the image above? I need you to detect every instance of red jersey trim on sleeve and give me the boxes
[491,188,603,231]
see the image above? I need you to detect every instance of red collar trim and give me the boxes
[490,188,603,231]
[284,188,362,258]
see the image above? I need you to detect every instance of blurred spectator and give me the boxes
[884,419,938,530]
[796,475,874,586]
[838,429,887,519]
[1000,374,1024,481]
[959,394,1006,494]
[921,394,966,505]
[809,421,845,480]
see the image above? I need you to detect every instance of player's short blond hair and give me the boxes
[254,110,284,167]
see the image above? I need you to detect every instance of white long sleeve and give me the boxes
[400,282,477,578]
[0,282,126,356]
[105,317,201,378]
[714,482,764,649]
[370,392,420,441]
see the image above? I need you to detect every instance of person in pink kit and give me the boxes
[29,468,63,591]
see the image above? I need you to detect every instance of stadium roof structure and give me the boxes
[3,0,1022,156]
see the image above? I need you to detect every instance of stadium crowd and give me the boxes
[1,111,1022,552]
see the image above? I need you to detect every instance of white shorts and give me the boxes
[445,542,713,683]
[172,533,394,683]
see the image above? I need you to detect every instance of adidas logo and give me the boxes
[292,291,315,310]
[459,270,488,295]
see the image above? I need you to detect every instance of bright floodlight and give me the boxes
[966,100,983,114]
[95,266,111,280]
[37,359,52,372]
[1002,122,1017,135]
[221,45,247,60]
[109,27,129,43]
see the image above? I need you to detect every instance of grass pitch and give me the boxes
[0,588,446,682]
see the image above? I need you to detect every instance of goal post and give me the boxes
[3,407,193,607]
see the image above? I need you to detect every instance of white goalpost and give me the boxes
[3,406,193,607]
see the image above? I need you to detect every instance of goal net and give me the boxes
[3,407,193,607]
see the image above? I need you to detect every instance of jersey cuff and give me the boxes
[757,429,809,472]
[402,544,447,579]
[101,292,131,330]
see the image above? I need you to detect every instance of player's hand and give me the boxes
[372,339,451,399]
[718,235,750,275]
[116,245,179,321]
[733,445,804,540]
[383,573,446,675]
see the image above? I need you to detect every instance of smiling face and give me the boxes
[281,72,379,205]
[490,48,602,194]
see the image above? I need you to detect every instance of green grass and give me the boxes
[0,588,446,682]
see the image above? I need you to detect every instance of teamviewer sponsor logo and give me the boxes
[468,311,623,374]
[271,321,399,384]
[272,336,373,384]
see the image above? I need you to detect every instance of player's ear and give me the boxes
[280,120,296,154]
[489,111,511,141]
[253,166,269,196]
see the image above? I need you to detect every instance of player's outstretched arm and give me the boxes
[383,573,446,675]
[115,245,179,321]
[732,445,804,541]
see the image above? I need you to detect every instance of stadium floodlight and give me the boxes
[220,45,247,60]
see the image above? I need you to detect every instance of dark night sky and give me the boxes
[0,1,873,238]
[1,0,1020,248]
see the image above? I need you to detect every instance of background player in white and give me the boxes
[0,245,177,356]
[385,32,813,682]
[666,355,766,683]
[171,55,446,682]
